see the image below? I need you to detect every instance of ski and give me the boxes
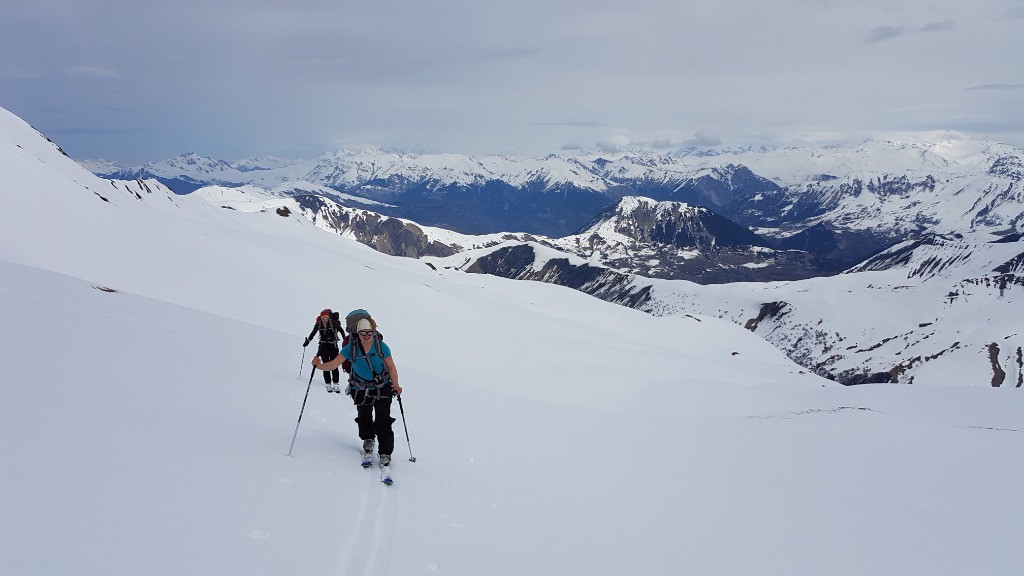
[361,452,373,468]
[380,465,393,485]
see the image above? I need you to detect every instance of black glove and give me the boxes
[303,338,310,347]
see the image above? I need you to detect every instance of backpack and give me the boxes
[344,308,375,335]
[341,309,385,380]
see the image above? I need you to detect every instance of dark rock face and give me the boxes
[294,195,457,258]
[464,244,653,309]
[554,199,836,284]
[988,156,1024,180]
[630,164,783,208]
[744,301,790,331]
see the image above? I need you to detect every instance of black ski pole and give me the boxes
[297,345,307,379]
[396,394,417,462]
[286,367,317,456]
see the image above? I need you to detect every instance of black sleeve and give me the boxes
[307,323,319,341]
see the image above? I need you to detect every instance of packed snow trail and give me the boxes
[335,451,398,576]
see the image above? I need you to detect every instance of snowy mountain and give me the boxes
[723,153,1024,237]
[94,151,251,192]
[202,188,836,283]
[4,106,1024,575]
[177,167,1023,385]
[429,229,1023,386]
[544,196,833,282]
[69,106,1024,383]
[86,138,1024,272]
[436,195,835,283]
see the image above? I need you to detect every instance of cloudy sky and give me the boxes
[3,0,1023,165]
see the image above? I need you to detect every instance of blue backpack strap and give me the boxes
[347,336,389,389]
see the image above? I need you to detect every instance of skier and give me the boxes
[313,316,402,475]
[304,309,343,392]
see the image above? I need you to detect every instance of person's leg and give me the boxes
[325,343,340,384]
[372,397,396,456]
[354,397,375,460]
[318,345,333,384]
[354,402,375,441]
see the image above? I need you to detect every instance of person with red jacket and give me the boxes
[304,309,343,392]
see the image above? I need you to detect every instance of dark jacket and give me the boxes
[307,318,342,345]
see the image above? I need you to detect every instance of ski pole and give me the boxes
[286,367,317,456]
[297,345,307,379]
[396,394,416,462]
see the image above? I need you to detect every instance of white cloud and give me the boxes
[692,130,723,146]
[596,135,631,152]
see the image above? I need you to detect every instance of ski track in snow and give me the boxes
[366,483,396,575]
[336,451,397,576]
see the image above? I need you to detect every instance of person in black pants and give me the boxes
[313,317,402,467]
[304,309,343,392]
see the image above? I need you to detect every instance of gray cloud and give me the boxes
[534,121,605,128]
[865,18,953,45]
[918,19,954,33]
[865,26,908,44]
[645,138,678,150]
[964,83,1024,91]
[2,0,1022,164]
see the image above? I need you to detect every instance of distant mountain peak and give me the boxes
[988,155,1024,179]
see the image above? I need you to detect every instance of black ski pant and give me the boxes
[317,342,340,384]
[352,390,395,456]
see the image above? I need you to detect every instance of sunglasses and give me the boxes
[358,330,375,337]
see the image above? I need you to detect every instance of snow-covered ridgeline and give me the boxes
[87,136,1022,194]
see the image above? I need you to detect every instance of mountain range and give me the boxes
[76,125,1024,387]
[430,230,1023,385]
[86,138,1024,275]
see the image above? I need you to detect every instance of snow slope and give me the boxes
[3,105,1023,575]
[5,261,1023,575]
[629,231,1024,385]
